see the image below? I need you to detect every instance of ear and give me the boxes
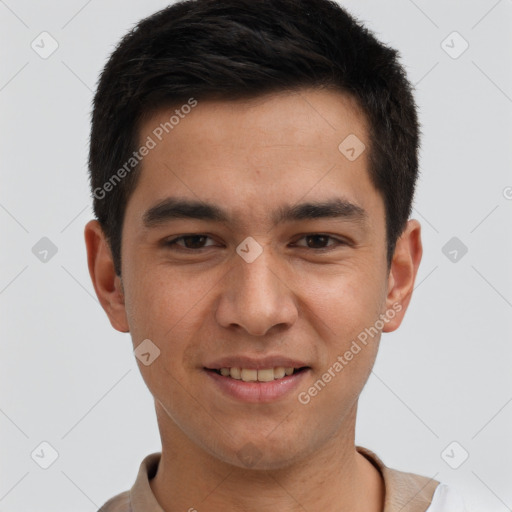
[84,220,129,333]
[382,219,422,333]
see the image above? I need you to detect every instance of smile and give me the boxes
[204,366,310,403]
[211,366,307,382]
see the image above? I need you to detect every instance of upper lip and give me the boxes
[204,356,310,370]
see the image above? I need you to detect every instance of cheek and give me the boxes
[293,332,380,453]
[296,262,387,402]
[123,264,220,392]
[300,263,387,337]
[125,272,201,413]
[123,262,198,340]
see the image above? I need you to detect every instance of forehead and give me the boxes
[128,88,382,230]
[139,88,368,157]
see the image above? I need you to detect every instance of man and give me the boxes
[84,0,467,510]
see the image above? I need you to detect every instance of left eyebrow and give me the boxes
[142,196,368,228]
[272,198,367,225]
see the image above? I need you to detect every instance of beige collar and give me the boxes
[99,447,439,512]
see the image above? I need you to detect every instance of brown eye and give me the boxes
[166,235,216,250]
[294,234,345,250]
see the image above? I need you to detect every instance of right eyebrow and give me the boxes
[143,197,229,227]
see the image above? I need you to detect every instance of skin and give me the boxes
[85,88,422,512]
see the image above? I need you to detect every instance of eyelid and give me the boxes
[164,233,350,251]
[292,234,349,248]
[164,234,219,249]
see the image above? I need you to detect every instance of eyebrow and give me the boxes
[142,196,367,228]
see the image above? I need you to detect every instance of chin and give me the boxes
[204,432,311,472]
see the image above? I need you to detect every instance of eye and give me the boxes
[293,234,347,250]
[165,235,218,250]
[164,233,348,252]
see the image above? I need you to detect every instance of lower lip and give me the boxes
[204,369,310,403]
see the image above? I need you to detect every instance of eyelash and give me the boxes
[164,234,349,252]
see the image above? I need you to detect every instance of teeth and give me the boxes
[230,367,241,380]
[218,366,299,381]
[241,369,258,382]
[257,368,274,382]
[274,367,286,379]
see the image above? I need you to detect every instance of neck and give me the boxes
[150,402,384,512]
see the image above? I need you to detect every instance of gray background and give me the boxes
[1,0,511,510]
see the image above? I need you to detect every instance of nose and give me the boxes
[214,244,298,337]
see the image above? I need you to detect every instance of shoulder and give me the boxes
[357,445,440,510]
[96,452,162,512]
[97,490,132,512]
[356,446,468,512]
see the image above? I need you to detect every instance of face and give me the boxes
[85,88,421,470]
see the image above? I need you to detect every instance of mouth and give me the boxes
[205,366,310,382]
[203,364,310,403]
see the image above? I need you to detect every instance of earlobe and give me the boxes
[84,220,130,333]
[382,219,422,333]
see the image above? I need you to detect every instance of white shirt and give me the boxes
[427,483,467,511]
